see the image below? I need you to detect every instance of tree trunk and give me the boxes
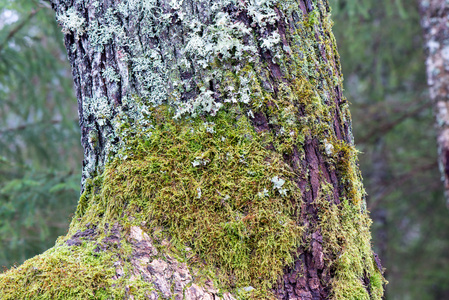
[419,0,449,208]
[0,0,385,299]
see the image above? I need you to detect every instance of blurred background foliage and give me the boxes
[0,0,81,268]
[0,0,448,299]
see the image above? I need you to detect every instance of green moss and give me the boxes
[69,105,303,295]
[0,242,132,299]
[306,9,319,28]
[316,191,386,299]
[332,141,365,206]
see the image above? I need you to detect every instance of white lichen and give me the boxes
[247,0,278,27]
[257,188,269,198]
[57,8,85,37]
[169,0,183,10]
[192,157,210,167]
[427,39,440,55]
[261,31,281,50]
[271,176,288,196]
[174,88,222,119]
[132,55,168,106]
[102,66,121,83]
[324,139,334,156]
[204,122,216,134]
[82,96,113,126]
[184,11,256,65]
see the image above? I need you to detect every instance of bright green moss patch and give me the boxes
[0,243,125,299]
[330,140,365,207]
[317,195,386,299]
[72,105,303,293]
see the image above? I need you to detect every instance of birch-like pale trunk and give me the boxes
[419,0,449,207]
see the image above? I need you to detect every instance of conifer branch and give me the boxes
[0,8,41,53]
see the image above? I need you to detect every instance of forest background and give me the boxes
[0,0,448,299]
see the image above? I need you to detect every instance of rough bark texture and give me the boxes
[420,0,449,207]
[0,0,385,299]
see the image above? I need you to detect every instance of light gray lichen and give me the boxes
[261,31,281,50]
[57,7,85,37]
[102,66,120,83]
[271,176,288,196]
[257,188,269,198]
[324,139,334,156]
[174,88,222,119]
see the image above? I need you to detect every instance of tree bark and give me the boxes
[0,0,385,299]
[419,0,449,208]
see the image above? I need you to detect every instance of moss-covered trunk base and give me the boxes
[1,0,386,298]
[0,225,236,299]
[1,105,384,299]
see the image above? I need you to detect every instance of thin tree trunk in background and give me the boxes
[419,0,449,208]
[0,0,385,299]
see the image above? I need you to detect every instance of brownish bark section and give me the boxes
[250,3,357,298]
[420,0,449,207]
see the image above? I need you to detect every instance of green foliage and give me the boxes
[332,0,424,103]
[0,0,81,268]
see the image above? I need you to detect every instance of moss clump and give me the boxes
[73,105,303,294]
[317,192,386,299]
[0,242,132,299]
